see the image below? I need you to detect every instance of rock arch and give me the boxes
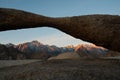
[0,8,120,52]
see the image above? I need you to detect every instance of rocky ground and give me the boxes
[0,60,41,68]
[0,59,120,80]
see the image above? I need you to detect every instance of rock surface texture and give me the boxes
[0,60,120,80]
[0,8,120,52]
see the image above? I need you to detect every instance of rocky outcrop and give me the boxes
[75,44,108,58]
[0,44,26,60]
[0,8,120,52]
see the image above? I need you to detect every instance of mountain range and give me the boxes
[0,44,25,60]
[0,40,115,60]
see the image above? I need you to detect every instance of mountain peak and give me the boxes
[5,43,15,47]
[30,40,43,46]
[31,40,39,43]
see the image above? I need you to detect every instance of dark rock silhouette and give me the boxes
[0,8,120,52]
[0,44,26,60]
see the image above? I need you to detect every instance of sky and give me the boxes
[0,0,120,47]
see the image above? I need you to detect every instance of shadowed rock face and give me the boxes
[0,8,120,52]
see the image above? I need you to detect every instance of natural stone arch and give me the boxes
[0,8,120,52]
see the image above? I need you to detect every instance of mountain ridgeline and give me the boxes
[0,44,25,60]
[0,40,114,60]
[14,41,74,59]
[0,8,120,52]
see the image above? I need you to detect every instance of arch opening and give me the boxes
[0,27,90,47]
[0,8,120,52]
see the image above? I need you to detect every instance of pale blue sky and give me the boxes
[0,0,120,47]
